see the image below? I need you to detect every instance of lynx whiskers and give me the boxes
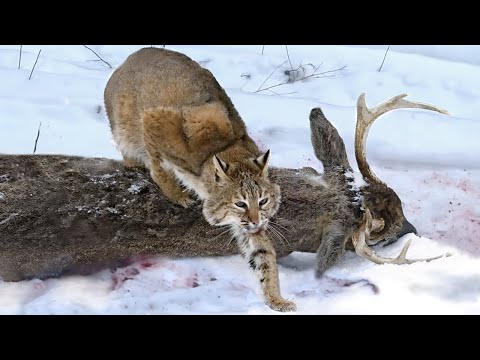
[104,47,296,312]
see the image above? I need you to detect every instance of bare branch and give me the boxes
[83,45,112,69]
[378,45,391,72]
[312,62,323,73]
[28,49,41,80]
[312,66,347,76]
[285,45,293,70]
[240,73,251,90]
[256,60,288,92]
[33,122,42,154]
[18,45,22,69]
[254,65,346,94]
[267,89,298,96]
[254,80,290,93]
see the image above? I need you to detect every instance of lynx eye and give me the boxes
[259,198,268,206]
[235,201,248,209]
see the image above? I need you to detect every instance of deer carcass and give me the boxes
[0,94,450,281]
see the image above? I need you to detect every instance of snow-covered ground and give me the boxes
[1,45,479,314]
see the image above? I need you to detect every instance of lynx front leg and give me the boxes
[238,232,296,312]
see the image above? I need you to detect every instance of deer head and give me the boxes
[310,93,451,274]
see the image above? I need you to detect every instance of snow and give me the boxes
[1,45,479,314]
[128,184,141,194]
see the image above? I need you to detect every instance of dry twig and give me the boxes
[18,45,22,69]
[378,45,391,72]
[285,45,293,70]
[255,63,346,94]
[28,49,42,80]
[33,122,42,154]
[83,45,112,68]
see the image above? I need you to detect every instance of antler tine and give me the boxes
[355,93,450,185]
[352,209,452,265]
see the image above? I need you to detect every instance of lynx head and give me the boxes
[203,150,281,235]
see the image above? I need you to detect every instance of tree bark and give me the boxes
[0,155,332,282]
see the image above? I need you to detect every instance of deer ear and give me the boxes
[213,155,230,184]
[309,107,350,170]
[254,149,270,178]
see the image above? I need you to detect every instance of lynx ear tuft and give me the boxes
[254,149,270,178]
[213,155,230,184]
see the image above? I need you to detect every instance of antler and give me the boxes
[355,93,449,185]
[352,208,451,265]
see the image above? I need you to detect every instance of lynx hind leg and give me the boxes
[142,107,192,156]
[239,233,297,312]
[142,109,194,208]
[148,153,195,208]
[315,224,349,278]
[182,102,236,153]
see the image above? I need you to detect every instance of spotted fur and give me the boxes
[104,47,295,312]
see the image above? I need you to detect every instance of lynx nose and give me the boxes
[248,211,260,227]
[247,217,263,235]
[246,212,263,235]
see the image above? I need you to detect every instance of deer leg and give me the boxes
[315,224,349,278]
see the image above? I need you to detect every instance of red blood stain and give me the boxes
[112,267,140,290]
[32,279,46,292]
[249,133,267,153]
[111,258,218,291]
[416,172,480,256]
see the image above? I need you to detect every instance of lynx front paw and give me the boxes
[267,298,297,312]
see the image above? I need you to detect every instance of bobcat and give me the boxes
[104,47,296,312]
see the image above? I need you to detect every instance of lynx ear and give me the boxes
[254,149,270,178]
[213,155,230,184]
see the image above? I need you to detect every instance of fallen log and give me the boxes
[0,154,329,281]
